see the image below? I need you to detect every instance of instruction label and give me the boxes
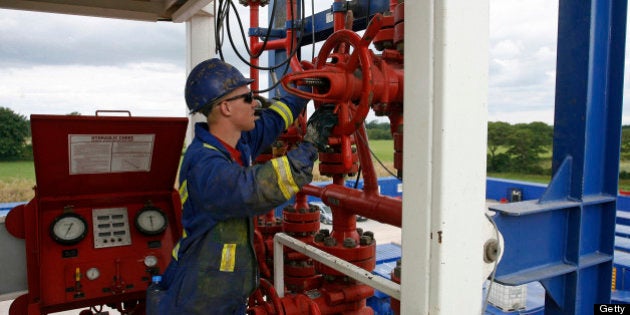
[69,134,155,175]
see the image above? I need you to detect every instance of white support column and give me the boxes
[401,1,489,314]
[184,3,215,145]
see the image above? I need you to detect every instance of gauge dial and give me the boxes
[134,206,167,235]
[144,255,158,267]
[50,213,88,245]
[86,267,100,280]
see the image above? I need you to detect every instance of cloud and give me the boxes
[488,0,559,124]
[489,0,630,125]
[0,9,185,67]
[489,109,555,125]
[0,8,188,118]
[0,63,187,118]
[2,2,630,126]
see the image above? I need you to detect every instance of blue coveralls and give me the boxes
[157,96,316,314]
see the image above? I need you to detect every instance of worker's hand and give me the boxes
[303,104,337,151]
[253,95,272,109]
[253,95,271,116]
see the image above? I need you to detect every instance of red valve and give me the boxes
[281,15,389,174]
[248,278,284,314]
[282,14,386,133]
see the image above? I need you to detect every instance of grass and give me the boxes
[0,161,35,181]
[312,140,398,181]
[3,140,630,202]
[0,178,35,203]
[364,140,395,163]
[0,161,36,202]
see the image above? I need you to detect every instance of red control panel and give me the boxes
[6,114,188,314]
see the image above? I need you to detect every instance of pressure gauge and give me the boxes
[50,212,88,245]
[144,255,158,267]
[134,205,167,236]
[86,267,100,280]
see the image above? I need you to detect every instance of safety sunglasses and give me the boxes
[225,91,253,104]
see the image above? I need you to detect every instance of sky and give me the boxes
[0,1,628,125]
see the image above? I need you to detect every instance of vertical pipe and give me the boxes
[333,0,346,31]
[273,234,285,298]
[330,174,359,242]
[355,125,379,195]
[249,2,260,92]
[286,0,303,72]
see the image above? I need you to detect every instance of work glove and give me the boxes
[253,95,272,108]
[303,104,338,151]
[253,95,271,116]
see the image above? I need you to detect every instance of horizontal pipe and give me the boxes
[274,233,401,299]
[251,38,286,53]
[303,184,402,227]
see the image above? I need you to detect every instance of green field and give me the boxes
[0,161,35,181]
[3,140,630,201]
[0,161,36,202]
[365,140,395,163]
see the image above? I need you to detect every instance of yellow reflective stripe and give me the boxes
[269,100,293,129]
[203,143,219,151]
[271,159,290,199]
[220,244,237,272]
[280,157,299,194]
[271,157,299,199]
[171,229,188,260]
[179,180,188,204]
[171,242,180,260]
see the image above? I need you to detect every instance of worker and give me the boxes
[153,58,336,315]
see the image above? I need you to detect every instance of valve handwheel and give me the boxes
[313,28,374,136]
[281,14,384,137]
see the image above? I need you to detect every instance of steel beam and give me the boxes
[491,0,628,313]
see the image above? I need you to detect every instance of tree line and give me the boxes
[367,120,557,175]
[487,121,553,174]
[0,107,31,161]
[1,106,627,176]
[365,120,558,175]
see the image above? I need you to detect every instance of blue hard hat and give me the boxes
[185,58,255,113]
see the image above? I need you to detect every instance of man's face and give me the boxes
[224,86,257,131]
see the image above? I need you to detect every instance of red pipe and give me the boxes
[301,184,324,199]
[354,125,378,194]
[285,0,303,72]
[252,38,286,52]
[333,0,346,31]
[248,0,304,91]
[281,293,321,315]
[304,184,402,228]
[389,0,398,12]
[249,2,260,91]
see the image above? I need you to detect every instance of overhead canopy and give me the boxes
[0,0,213,22]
